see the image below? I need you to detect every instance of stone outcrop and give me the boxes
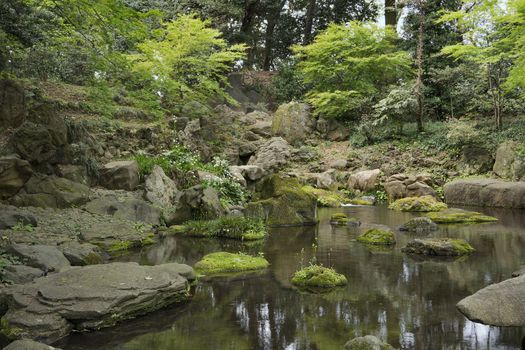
[248,137,291,174]
[167,186,225,225]
[1,265,45,285]
[58,242,106,266]
[460,146,494,174]
[0,156,33,199]
[3,339,62,350]
[78,221,154,252]
[271,102,314,145]
[457,274,525,326]
[316,117,348,142]
[10,175,90,209]
[0,262,194,343]
[348,169,381,192]
[8,244,71,272]
[84,197,162,226]
[444,179,525,209]
[245,175,317,227]
[0,79,27,130]
[493,141,525,181]
[384,173,435,201]
[98,160,140,191]
[0,210,37,230]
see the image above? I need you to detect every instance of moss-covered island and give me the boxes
[426,209,498,224]
[357,229,396,245]
[291,264,347,292]
[402,238,475,256]
[194,252,270,275]
[330,213,361,226]
[389,195,448,212]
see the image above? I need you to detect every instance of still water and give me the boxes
[57,206,525,349]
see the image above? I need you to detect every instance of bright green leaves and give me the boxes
[129,14,247,113]
[293,22,412,119]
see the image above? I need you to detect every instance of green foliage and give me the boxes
[129,14,246,114]
[203,179,247,206]
[11,222,34,232]
[370,83,417,133]
[178,216,268,241]
[271,59,307,104]
[293,22,412,119]
[0,251,22,270]
[194,252,269,275]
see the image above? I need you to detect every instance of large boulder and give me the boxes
[78,221,154,252]
[98,160,140,191]
[8,244,71,272]
[0,155,33,199]
[245,175,317,227]
[144,165,178,208]
[316,117,348,142]
[384,173,435,201]
[248,137,291,174]
[84,197,162,226]
[10,123,57,165]
[0,262,194,343]
[460,146,494,175]
[348,169,381,192]
[444,179,525,209]
[167,186,225,225]
[3,339,62,350]
[10,175,90,209]
[0,210,37,230]
[271,102,314,145]
[402,238,475,256]
[0,79,27,129]
[457,274,525,326]
[493,141,525,181]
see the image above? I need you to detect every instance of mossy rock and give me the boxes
[399,217,438,232]
[425,209,498,224]
[301,186,350,207]
[330,213,360,226]
[246,175,317,227]
[348,196,375,206]
[194,252,269,275]
[389,195,447,212]
[402,238,475,256]
[291,264,347,292]
[173,217,268,241]
[357,229,396,245]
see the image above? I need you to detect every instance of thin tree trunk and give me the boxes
[385,0,397,27]
[303,0,316,44]
[240,0,259,66]
[415,0,425,132]
[262,1,285,70]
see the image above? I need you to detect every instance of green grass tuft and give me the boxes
[426,209,498,224]
[175,217,268,241]
[291,264,347,292]
[194,252,269,275]
[357,229,396,245]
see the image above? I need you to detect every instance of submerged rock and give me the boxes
[389,195,447,212]
[402,238,475,256]
[357,229,395,245]
[0,262,194,343]
[425,208,498,224]
[194,252,269,275]
[344,335,395,350]
[398,217,437,233]
[444,179,525,209]
[457,274,525,326]
[330,213,360,227]
[245,175,317,227]
[291,264,347,292]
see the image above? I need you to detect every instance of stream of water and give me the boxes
[57,205,525,349]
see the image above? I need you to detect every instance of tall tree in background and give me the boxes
[385,0,397,27]
[414,0,425,131]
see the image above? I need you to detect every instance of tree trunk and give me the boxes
[262,1,285,70]
[240,0,259,66]
[415,0,425,132]
[385,0,397,27]
[303,0,316,44]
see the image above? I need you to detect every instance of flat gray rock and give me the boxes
[0,262,194,344]
[1,265,44,284]
[58,242,106,266]
[457,274,525,326]
[8,244,70,272]
[3,339,61,350]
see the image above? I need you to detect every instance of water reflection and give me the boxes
[57,205,525,349]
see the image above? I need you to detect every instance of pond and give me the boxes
[57,205,525,349]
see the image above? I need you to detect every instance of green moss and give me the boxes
[301,186,350,207]
[176,217,268,241]
[194,252,269,275]
[450,239,476,255]
[329,213,360,226]
[348,198,374,206]
[357,229,396,245]
[389,195,448,212]
[107,240,133,253]
[0,318,22,339]
[291,264,347,292]
[426,209,498,224]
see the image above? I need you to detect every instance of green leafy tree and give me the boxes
[129,14,247,114]
[293,22,412,120]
